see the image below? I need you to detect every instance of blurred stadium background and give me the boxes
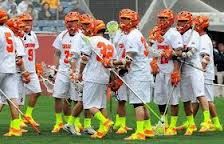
[1,0,224,96]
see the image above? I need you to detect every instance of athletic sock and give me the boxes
[55,113,63,125]
[84,118,91,129]
[119,117,126,128]
[25,106,33,117]
[170,116,178,128]
[203,110,210,122]
[64,115,70,123]
[94,111,107,123]
[114,114,121,127]
[136,121,144,133]
[74,117,82,127]
[212,117,221,127]
[144,119,152,130]
[67,116,75,125]
[187,115,195,126]
[12,119,21,129]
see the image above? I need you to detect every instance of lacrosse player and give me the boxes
[0,9,28,136]
[106,21,133,134]
[77,19,117,139]
[5,17,32,134]
[18,13,42,127]
[115,8,154,140]
[51,12,83,134]
[176,11,212,135]
[149,9,183,136]
[63,13,96,135]
[192,15,222,131]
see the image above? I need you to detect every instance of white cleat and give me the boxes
[63,124,81,136]
[83,127,97,135]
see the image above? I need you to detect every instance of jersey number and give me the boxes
[28,49,34,61]
[5,32,14,53]
[96,42,114,62]
[64,50,72,64]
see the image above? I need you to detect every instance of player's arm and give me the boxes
[78,53,90,81]
[54,48,61,69]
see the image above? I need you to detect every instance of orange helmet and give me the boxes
[148,26,165,43]
[18,13,33,32]
[64,11,80,33]
[176,11,193,34]
[6,18,25,37]
[0,9,9,24]
[119,9,139,33]
[91,19,106,36]
[157,9,175,29]
[79,13,94,36]
[193,15,209,33]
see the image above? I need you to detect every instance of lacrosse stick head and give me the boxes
[106,20,119,38]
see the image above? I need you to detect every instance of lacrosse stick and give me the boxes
[105,20,119,38]
[0,89,41,134]
[39,75,54,93]
[81,35,162,122]
[177,58,205,72]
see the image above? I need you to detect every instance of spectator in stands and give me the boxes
[57,5,65,19]
[41,0,60,9]
[39,2,53,20]
[26,4,38,20]
[7,3,19,17]
[214,42,224,84]
[17,0,32,14]
[1,0,17,10]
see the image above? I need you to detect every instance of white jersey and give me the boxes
[112,30,127,60]
[181,29,201,73]
[15,36,26,72]
[0,26,16,73]
[199,34,214,80]
[52,30,83,72]
[124,29,153,81]
[81,36,117,84]
[153,28,183,73]
[22,31,39,73]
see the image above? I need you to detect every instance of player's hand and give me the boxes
[201,55,210,70]
[77,73,83,82]
[171,70,181,87]
[161,47,173,59]
[70,72,78,83]
[22,71,31,84]
[150,58,159,75]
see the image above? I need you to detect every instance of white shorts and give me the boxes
[0,73,19,103]
[53,72,81,101]
[117,75,128,101]
[180,70,205,102]
[204,79,214,102]
[16,73,25,105]
[127,80,151,104]
[154,72,179,105]
[83,81,107,109]
[25,73,41,95]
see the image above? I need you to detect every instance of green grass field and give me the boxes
[0,96,224,144]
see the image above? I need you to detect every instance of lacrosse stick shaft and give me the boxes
[82,36,162,122]
[0,89,41,134]
[177,59,205,72]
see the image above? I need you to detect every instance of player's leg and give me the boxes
[63,98,72,123]
[83,82,113,139]
[180,74,196,136]
[51,73,69,133]
[205,80,222,131]
[1,74,22,136]
[24,73,41,126]
[125,81,152,140]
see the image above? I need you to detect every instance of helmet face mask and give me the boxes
[64,12,80,35]
[79,13,94,36]
[176,11,193,34]
[156,9,174,30]
[0,9,9,25]
[119,9,139,33]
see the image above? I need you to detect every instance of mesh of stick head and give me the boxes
[106,21,119,33]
